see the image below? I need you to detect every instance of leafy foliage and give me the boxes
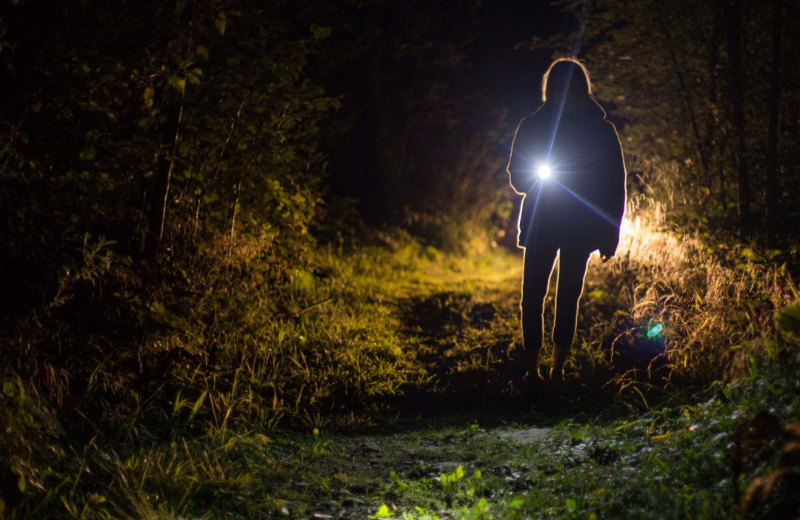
[775,304,800,340]
[2,0,800,518]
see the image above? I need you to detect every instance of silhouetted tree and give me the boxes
[722,0,751,237]
[766,0,782,247]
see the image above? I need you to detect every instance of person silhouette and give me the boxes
[507,57,626,381]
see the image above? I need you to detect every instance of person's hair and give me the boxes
[541,57,593,103]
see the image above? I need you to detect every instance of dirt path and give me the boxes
[266,259,637,519]
[276,422,557,520]
[260,249,675,519]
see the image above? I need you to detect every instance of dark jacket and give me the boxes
[507,100,626,254]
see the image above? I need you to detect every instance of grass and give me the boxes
[1,234,530,517]
[353,366,800,520]
[3,166,800,517]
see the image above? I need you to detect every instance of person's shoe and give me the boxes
[551,343,570,378]
[526,366,544,382]
[548,365,566,383]
[524,349,543,381]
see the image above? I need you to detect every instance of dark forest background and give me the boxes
[2,0,800,517]
[3,0,799,304]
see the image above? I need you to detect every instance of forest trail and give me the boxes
[249,229,799,519]
[257,248,661,519]
[7,231,795,519]
[273,422,559,520]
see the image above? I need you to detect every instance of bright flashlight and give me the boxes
[537,164,551,180]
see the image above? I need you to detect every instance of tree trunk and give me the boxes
[145,0,192,257]
[656,6,709,184]
[766,0,782,247]
[145,99,183,257]
[722,0,751,238]
[703,19,725,209]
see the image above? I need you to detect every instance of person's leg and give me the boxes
[521,241,559,379]
[551,247,592,378]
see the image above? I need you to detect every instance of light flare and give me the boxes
[646,323,664,338]
[537,164,552,180]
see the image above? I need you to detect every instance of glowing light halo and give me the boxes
[537,163,552,180]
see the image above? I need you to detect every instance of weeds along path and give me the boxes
[256,363,800,520]
[9,220,795,518]
[304,236,636,425]
[231,242,648,518]
[387,246,625,419]
[251,243,636,520]
[252,212,798,519]
[249,219,798,519]
[0,235,657,519]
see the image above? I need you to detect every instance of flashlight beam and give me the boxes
[551,180,619,227]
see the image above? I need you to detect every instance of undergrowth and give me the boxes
[0,229,522,517]
[364,363,800,520]
[2,162,800,517]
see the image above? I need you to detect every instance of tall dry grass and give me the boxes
[588,159,798,391]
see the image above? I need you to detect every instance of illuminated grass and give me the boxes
[3,162,799,518]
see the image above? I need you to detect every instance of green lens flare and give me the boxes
[647,323,663,338]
